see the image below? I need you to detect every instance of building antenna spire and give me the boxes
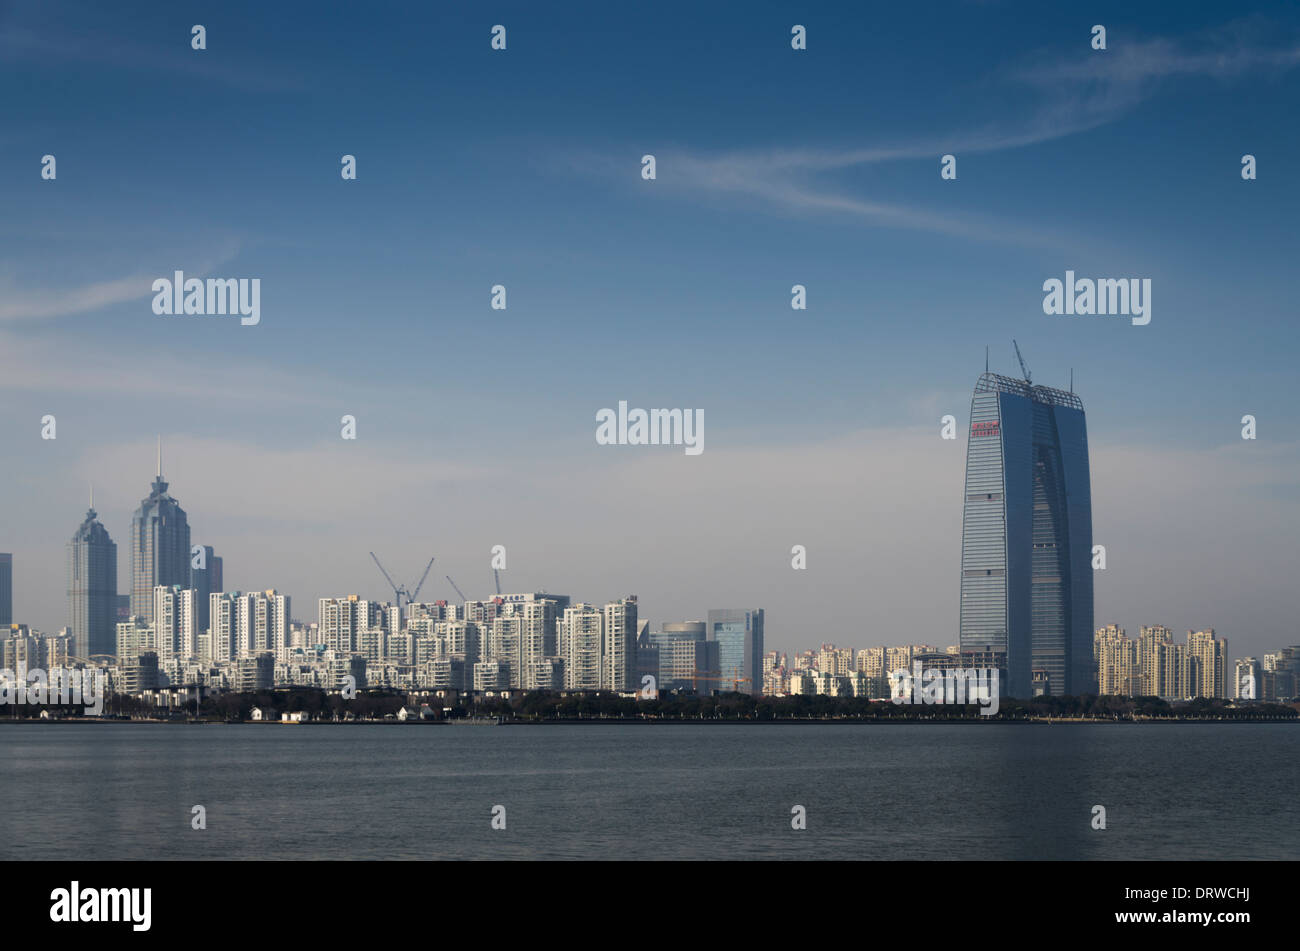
[985,346,989,373]
[157,435,162,477]
[1070,368,1074,393]
[89,483,94,510]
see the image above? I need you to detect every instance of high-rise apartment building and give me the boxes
[1137,625,1173,696]
[233,590,291,657]
[1235,657,1260,700]
[518,598,560,690]
[319,596,360,654]
[1094,624,1136,696]
[1261,648,1298,701]
[210,592,241,662]
[1155,640,1192,700]
[488,611,523,687]
[151,585,183,662]
[116,616,154,662]
[603,597,638,692]
[816,644,852,676]
[560,604,604,691]
[958,369,1093,698]
[435,619,481,662]
[1187,629,1228,699]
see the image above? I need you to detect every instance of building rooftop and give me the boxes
[974,372,1084,411]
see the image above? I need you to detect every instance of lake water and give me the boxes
[2,723,1295,860]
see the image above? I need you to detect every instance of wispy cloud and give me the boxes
[660,152,1066,245]
[0,272,155,322]
[0,328,319,404]
[577,20,1300,243]
[0,242,241,322]
[1016,22,1300,87]
[0,2,308,92]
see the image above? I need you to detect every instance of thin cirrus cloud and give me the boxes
[0,273,156,322]
[577,22,1300,243]
[1015,23,1300,86]
[0,329,311,405]
[0,16,308,93]
[0,242,243,323]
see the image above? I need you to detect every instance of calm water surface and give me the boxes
[2,723,1295,860]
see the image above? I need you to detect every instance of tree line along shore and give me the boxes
[4,689,1296,723]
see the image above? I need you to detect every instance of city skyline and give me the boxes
[2,3,1298,658]
[0,390,1293,660]
[3,0,1298,896]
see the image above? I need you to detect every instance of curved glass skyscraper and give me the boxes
[959,371,1094,698]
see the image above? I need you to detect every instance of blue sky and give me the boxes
[2,0,1298,657]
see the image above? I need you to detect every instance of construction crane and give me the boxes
[369,552,435,611]
[445,575,468,602]
[691,670,753,692]
[1012,339,1031,384]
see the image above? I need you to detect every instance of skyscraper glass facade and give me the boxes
[0,553,11,626]
[706,608,764,695]
[959,372,1093,698]
[68,505,117,659]
[130,473,191,627]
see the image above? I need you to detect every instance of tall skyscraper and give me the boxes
[130,444,191,627]
[67,499,117,659]
[706,608,764,695]
[958,367,1094,698]
[190,545,223,635]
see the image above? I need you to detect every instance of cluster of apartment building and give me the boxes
[2,459,767,703]
[1095,625,1297,701]
[763,644,1002,700]
[4,589,768,705]
[758,628,1297,704]
[309,592,645,694]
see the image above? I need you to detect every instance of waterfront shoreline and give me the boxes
[3,716,1295,726]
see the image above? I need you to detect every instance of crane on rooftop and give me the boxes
[1012,339,1032,385]
[445,575,468,602]
[369,551,435,612]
